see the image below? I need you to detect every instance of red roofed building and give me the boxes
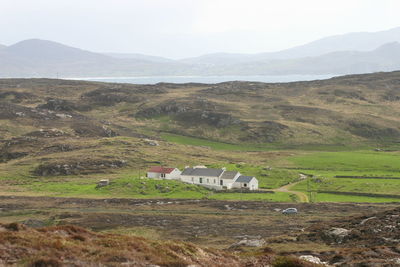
[147,166,181,180]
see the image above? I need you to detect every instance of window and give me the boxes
[161,173,165,178]
[214,179,216,184]
[191,177,194,182]
[220,180,223,185]
[199,177,203,184]
[244,183,247,187]
[207,178,209,183]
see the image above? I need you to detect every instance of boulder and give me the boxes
[323,227,350,244]
[229,238,265,249]
[299,255,327,265]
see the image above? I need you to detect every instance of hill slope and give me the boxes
[1,71,400,147]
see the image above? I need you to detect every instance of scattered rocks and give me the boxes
[143,139,159,146]
[26,128,67,138]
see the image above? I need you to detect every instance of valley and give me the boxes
[1,73,400,266]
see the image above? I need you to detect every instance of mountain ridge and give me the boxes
[181,27,400,64]
[1,27,400,77]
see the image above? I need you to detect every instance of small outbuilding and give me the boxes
[97,179,110,188]
[233,176,258,190]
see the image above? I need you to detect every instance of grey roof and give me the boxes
[236,176,255,183]
[220,171,239,180]
[181,168,224,177]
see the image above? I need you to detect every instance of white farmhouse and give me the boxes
[180,167,258,190]
[180,167,225,189]
[146,166,181,180]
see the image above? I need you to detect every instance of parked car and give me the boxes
[282,208,298,214]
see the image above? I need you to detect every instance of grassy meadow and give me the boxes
[2,133,400,203]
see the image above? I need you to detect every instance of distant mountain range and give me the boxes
[182,27,400,64]
[1,27,400,78]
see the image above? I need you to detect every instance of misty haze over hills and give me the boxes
[0,27,400,78]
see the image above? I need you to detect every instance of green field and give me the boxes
[289,151,400,175]
[161,133,275,151]
[286,150,400,202]
[311,193,400,203]
[161,133,371,152]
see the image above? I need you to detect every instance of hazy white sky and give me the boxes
[1,0,399,58]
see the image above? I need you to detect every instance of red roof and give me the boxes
[148,166,175,174]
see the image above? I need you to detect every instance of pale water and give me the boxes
[69,74,337,84]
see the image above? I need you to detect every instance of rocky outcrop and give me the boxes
[33,159,127,176]
[38,98,90,112]
[82,87,146,106]
[136,99,243,128]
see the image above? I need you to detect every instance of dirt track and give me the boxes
[273,181,309,202]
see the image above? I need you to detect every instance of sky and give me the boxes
[1,0,400,59]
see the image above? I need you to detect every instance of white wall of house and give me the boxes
[165,169,181,180]
[181,175,223,190]
[220,172,241,189]
[147,168,181,180]
[233,178,259,190]
[147,172,162,179]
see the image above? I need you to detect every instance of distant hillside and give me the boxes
[198,42,400,75]
[182,27,400,64]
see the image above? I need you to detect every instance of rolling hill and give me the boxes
[1,71,400,148]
